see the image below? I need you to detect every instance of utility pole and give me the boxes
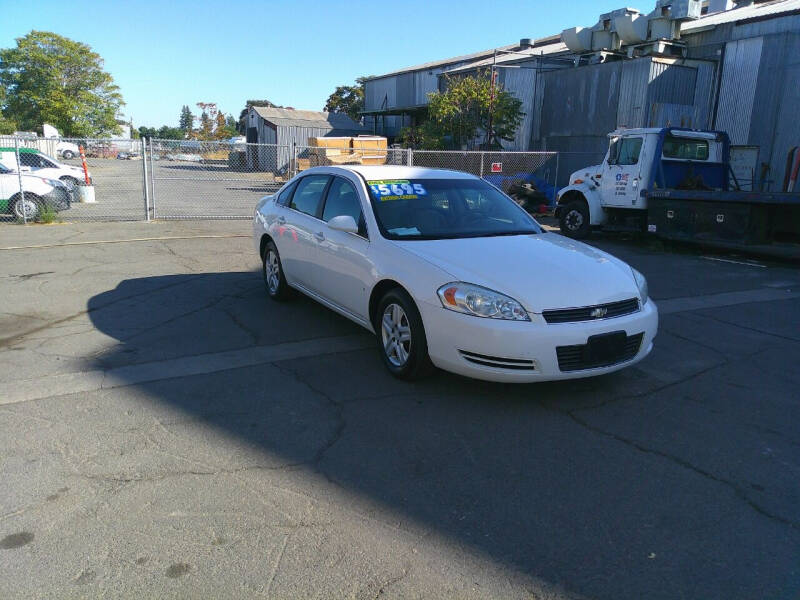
[486,49,497,150]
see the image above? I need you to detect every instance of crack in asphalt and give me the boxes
[561,409,799,530]
[0,274,206,348]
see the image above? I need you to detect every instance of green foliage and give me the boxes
[0,31,124,137]
[404,73,523,150]
[36,203,58,224]
[0,85,16,133]
[324,77,369,122]
[138,125,184,140]
[238,99,281,134]
[178,105,194,132]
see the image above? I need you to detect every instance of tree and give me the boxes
[0,31,124,137]
[237,99,282,135]
[178,105,194,133]
[138,125,183,140]
[0,84,16,134]
[401,73,523,150]
[214,112,238,139]
[323,76,369,122]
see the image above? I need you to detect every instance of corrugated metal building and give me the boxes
[362,0,800,188]
[245,107,365,172]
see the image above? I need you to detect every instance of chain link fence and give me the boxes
[1,135,566,224]
[409,150,559,209]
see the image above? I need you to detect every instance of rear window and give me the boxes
[663,137,709,160]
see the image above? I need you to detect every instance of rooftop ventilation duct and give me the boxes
[708,0,735,12]
[560,7,639,53]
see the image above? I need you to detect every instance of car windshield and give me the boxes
[366,178,541,240]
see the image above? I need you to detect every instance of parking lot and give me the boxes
[57,157,282,221]
[1,220,798,599]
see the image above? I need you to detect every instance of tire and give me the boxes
[375,288,435,380]
[559,199,591,239]
[60,176,79,188]
[61,150,75,160]
[262,240,292,301]
[10,194,41,221]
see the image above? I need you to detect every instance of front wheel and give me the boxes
[375,288,434,380]
[262,240,292,301]
[559,199,591,239]
[11,194,41,221]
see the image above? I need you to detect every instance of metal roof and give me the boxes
[250,106,364,131]
[682,0,800,31]
[442,40,569,74]
[364,36,563,80]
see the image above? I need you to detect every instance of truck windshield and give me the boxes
[366,178,541,240]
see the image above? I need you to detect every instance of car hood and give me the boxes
[392,233,639,313]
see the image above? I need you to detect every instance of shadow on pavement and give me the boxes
[87,272,796,600]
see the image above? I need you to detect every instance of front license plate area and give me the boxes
[584,331,627,365]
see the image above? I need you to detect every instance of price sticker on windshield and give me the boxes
[368,180,427,201]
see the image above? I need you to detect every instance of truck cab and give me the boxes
[556,128,727,238]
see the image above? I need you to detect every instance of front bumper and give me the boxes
[419,298,658,383]
[42,187,72,212]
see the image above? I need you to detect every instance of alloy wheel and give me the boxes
[266,250,280,294]
[381,303,412,367]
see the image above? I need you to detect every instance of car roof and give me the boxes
[306,165,478,180]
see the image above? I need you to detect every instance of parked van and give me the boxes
[0,147,90,188]
[0,163,72,220]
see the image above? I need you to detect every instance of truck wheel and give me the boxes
[559,200,590,239]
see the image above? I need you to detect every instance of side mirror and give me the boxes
[327,215,358,234]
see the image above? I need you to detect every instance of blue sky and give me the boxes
[1,0,631,128]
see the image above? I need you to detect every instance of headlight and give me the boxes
[437,282,530,321]
[631,268,648,305]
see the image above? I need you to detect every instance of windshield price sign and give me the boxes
[368,180,427,201]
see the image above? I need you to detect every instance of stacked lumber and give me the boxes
[302,135,388,170]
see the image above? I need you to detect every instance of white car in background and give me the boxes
[0,148,90,188]
[252,165,658,383]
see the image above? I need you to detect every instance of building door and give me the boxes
[247,127,259,171]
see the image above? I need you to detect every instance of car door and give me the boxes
[601,136,645,208]
[314,176,373,319]
[278,174,330,290]
[0,168,12,212]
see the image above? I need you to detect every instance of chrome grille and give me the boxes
[543,298,640,324]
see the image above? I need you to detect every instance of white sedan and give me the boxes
[253,166,658,382]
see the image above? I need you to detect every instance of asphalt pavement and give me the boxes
[0,221,798,599]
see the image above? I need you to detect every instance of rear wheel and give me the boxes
[10,194,41,221]
[262,240,292,301]
[559,199,591,239]
[61,150,75,160]
[375,288,434,380]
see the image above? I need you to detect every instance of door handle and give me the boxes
[277,216,286,225]
[314,231,325,242]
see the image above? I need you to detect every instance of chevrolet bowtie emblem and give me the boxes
[590,307,608,318]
